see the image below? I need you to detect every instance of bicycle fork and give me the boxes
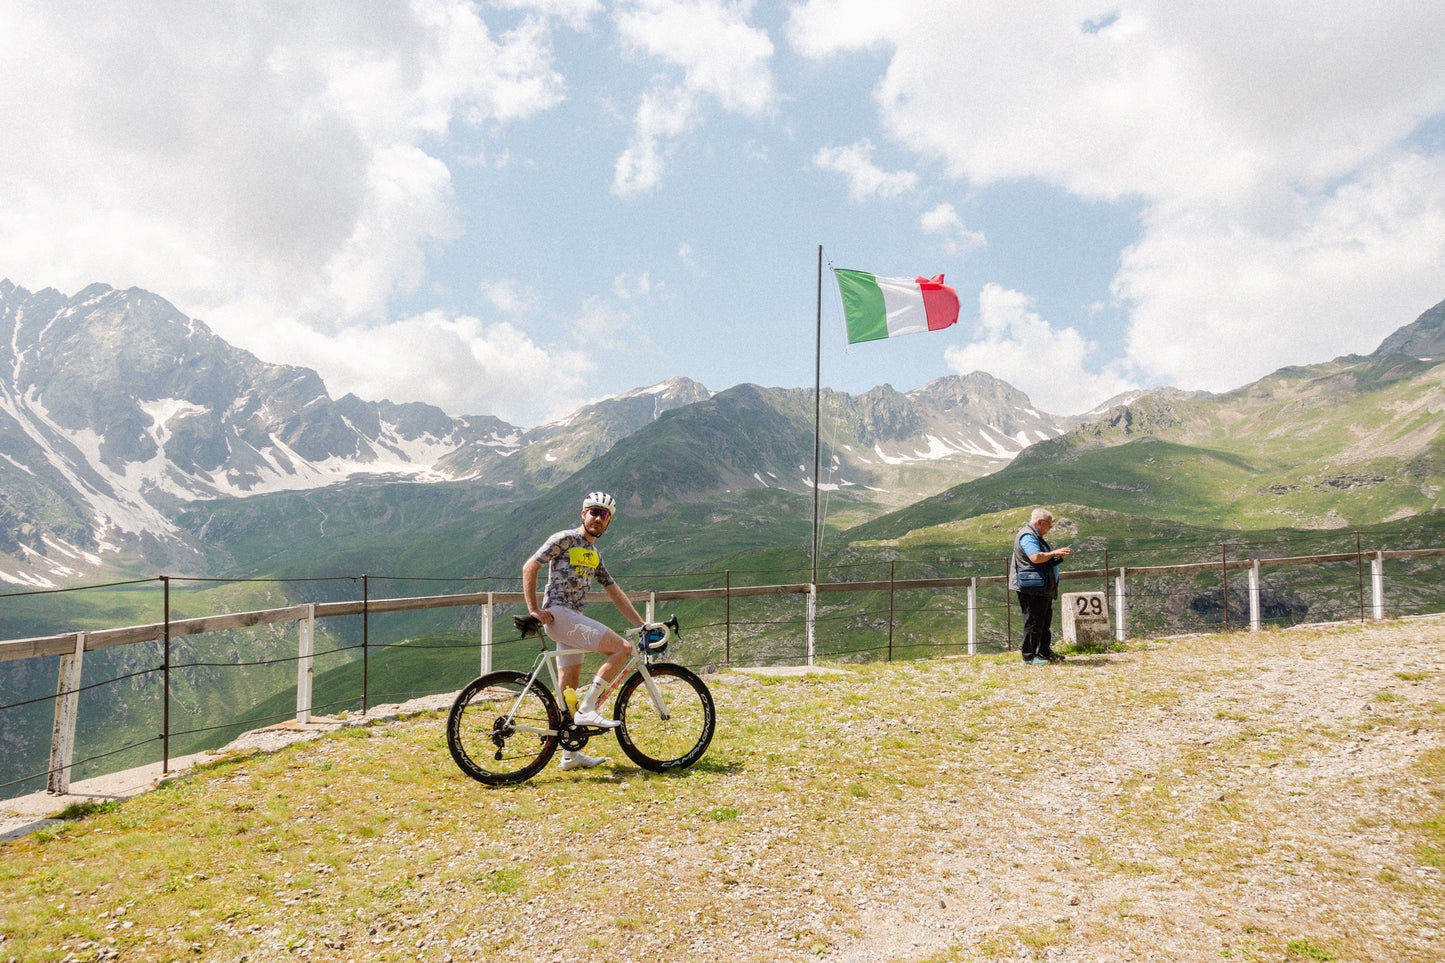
[637,666,671,721]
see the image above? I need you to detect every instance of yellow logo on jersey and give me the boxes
[568,547,600,574]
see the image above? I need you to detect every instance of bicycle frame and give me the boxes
[498,621,673,738]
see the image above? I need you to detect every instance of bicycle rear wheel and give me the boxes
[614,663,715,772]
[447,670,560,786]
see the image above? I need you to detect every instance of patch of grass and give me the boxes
[1412,747,1445,870]
[55,798,123,821]
[484,868,523,894]
[1287,937,1336,960]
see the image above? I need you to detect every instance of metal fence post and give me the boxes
[1222,545,1230,630]
[162,576,171,774]
[887,561,895,662]
[724,570,732,666]
[1003,559,1013,650]
[1356,532,1366,622]
[48,631,86,794]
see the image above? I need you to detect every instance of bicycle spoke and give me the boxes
[615,664,714,772]
[447,671,560,785]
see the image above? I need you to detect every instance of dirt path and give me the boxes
[818,620,1444,961]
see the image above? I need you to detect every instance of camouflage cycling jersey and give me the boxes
[532,528,615,611]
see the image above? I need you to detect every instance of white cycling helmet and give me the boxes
[582,491,617,518]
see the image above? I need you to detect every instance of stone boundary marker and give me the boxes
[1062,591,1112,649]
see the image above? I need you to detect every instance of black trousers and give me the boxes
[1017,592,1055,661]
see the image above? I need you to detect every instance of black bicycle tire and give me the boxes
[447,670,560,786]
[614,662,715,772]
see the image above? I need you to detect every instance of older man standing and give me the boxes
[1009,508,1072,664]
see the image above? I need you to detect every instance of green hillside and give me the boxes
[849,353,1445,543]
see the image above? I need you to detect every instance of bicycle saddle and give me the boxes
[513,614,543,637]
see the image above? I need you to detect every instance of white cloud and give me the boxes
[813,140,918,201]
[489,0,603,31]
[614,0,777,114]
[0,0,572,406]
[790,0,1445,393]
[944,284,1136,414]
[920,202,985,255]
[613,271,655,299]
[610,0,777,193]
[481,279,538,314]
[613,82,699,195]
[238,307,594,425]
[1118,150,1445,391]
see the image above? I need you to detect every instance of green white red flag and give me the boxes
[834,269,960,345]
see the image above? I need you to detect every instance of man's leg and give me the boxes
[1018,593,1038,661]
[545,608,632,727]
[1038,599,1060,661]
[577,631,631,718]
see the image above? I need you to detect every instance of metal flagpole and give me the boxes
[813,244,822,584]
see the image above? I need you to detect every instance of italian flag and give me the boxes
[834,269,961,345]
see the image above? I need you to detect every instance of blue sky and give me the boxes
[3,1,1445,426]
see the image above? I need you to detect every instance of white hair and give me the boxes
[1030,508,1053,524]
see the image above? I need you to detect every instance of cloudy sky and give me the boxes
[3,1,1444,425]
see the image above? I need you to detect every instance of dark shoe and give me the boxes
[1046,653,1066,663]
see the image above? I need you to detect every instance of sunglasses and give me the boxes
[585,507,611,520]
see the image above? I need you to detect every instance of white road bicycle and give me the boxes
[446,614,715,786]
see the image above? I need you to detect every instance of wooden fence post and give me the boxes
[1114,568,1127,644]
[806,583,816,666]
[1249,560,1261,632]
[481,592,493,676]
[967,578,977,656]
[1372,552,1385,620]
[296,604,315,724]
[48,632,86,794]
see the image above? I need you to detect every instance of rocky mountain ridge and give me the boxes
[0,279,1076,586]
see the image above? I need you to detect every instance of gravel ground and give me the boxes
[814,620,1445,962]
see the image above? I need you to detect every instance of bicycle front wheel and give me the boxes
[614,663,715,772]
[447,671,560,786]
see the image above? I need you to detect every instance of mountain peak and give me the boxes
[1372,297,1445,359]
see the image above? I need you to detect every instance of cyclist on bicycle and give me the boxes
[522,491,646,771]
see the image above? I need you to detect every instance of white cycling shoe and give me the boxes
[559,750,607,771]
[572,707,621,729]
